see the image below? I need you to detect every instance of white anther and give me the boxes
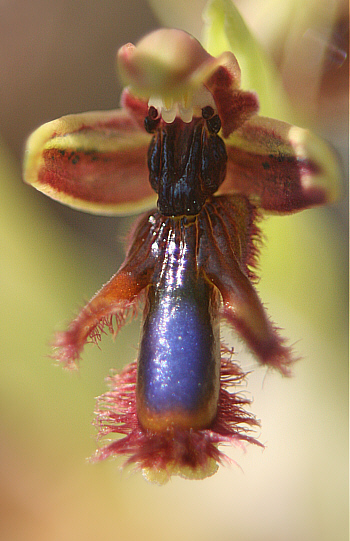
[179,105,194,123]
[161,106,177,123]
[148,84,217,124]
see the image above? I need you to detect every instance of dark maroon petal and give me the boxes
[24,108,155,215]
[219,116,341,212]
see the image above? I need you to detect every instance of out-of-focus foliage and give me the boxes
[203,0,294,120]
[0,1,348,540]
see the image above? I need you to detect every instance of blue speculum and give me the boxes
[137,216,221,430]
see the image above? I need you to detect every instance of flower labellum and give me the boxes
[23,28,341,483]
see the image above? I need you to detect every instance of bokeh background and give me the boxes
[0,1,348,540]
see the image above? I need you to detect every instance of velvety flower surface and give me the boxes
[23,29,340,217]
[23,27,341,482]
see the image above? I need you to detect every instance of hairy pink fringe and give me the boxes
[92,347,263,479]
[51,297,142,370]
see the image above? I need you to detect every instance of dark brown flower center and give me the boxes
[145,113,227,216]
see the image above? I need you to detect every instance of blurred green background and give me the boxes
[0,1,348,540]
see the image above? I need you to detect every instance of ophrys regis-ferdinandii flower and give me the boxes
[23,28,341,483]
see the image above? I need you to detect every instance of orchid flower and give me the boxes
[23,27,340,483]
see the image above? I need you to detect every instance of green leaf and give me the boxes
[202,0,294,121]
